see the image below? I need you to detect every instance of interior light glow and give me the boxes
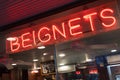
[37,46,45,49]
[12,63,17,66]
[86,59,93,62]
[36,67,41,69]
[59,53,65,57]
[59,63,65,66]
[111,49,117,52]
[59,66,70,71]
[33,59,38,62]
[7,37,16,41]
[58,65,75,73]
[31,70,38,73]
[78,66,87,69]
[43,53,48,56]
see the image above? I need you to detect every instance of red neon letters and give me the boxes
[100,8,116,27]
[32,30,36,46]
[21,32,32,48]
[7,8,117,53]
[83,12,97,31]
[52,23,67,40]
[10,37,20,52]
[68,18,83,35]
[38,27,51,43]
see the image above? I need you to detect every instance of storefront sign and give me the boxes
[6,2,118,53]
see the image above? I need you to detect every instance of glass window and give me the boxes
[7,45,56,80]
[55,29,120,80]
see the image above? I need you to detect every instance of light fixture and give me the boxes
[77,66,87,69]
[59,66,69,71]
[37,46,45,49]
[59,63,65,66]
[33,59,38,62]
[12,63,17,66]
[86,59,93,62]
[58,65,75,72]
[111,49,117,52]
[36,67,41,69]
[7,37,16,41]
[43,53,48,56]
[59,53,65,57]
[31,69,38,73]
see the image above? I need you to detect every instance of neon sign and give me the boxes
[6,3,118,53]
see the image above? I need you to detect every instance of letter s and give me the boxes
[100,8,116,28]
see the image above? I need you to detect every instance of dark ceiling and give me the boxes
[0,0,74,27]
[0,0,96,32]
